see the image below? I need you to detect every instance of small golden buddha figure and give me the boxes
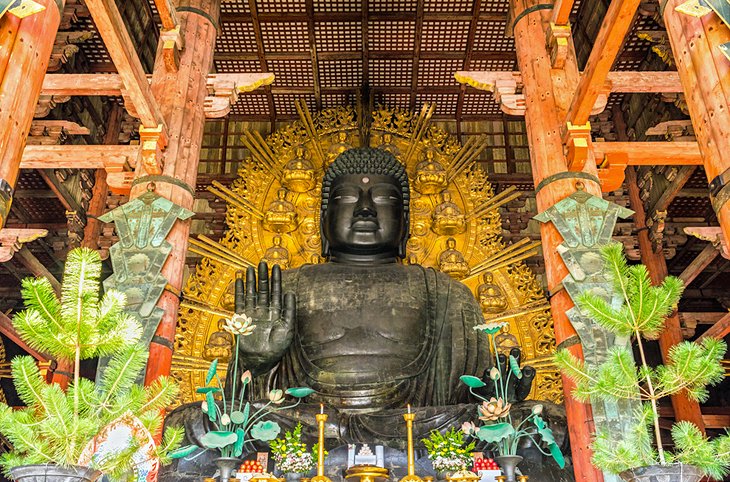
[327,131,353,166]
[495,324,520,355]
[263,188,298,233]
[203,318,234,362]
[282,145,316,193]
[438,237,470,279]
[377,132,401,158]
[262,235,291,270]
[431,191,466,236]
[413,149,448,195]
[477,272,509,314]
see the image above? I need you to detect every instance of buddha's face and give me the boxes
[323,173,406,256]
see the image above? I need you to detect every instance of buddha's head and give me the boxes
[320,147,410,262]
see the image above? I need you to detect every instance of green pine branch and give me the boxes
[0,247,185,478]
[555,242,729,476]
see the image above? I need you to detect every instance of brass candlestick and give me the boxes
[399,412,423,482]
[310,412,332,482]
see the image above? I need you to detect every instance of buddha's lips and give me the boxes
[351,219,379,231]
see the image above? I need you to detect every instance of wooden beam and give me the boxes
[650,166,696,214]
[21,144,138,171]
[678,243,720,287]
[593,141,703,166]
[409,0,425,111]
[659,406,730,428]
[305,0,321,111]
[456,70,683,94]
[680,312,729,325]
[0,0,62,229]
[247,0,276,124]
[14,246,61,295]
[153,0,178,31]
[84,0,166,130]
[0,311,49,362]
[698,312,730,341]
[565,0,642,126]
[551,0,574,26]
[37,169,85,222]
[41,73,125,96]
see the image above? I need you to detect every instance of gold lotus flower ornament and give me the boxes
[223,313,256,335]
[478,398,511,421]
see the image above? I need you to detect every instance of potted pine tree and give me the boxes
[0,248,185,482]
[555,243,730,482]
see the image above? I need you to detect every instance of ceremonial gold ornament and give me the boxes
[173,103,562,405]
[400,411,423,482]
[345,465,389,482]
[311,411,333,482]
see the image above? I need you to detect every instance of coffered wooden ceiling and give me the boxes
[67,0,667,122]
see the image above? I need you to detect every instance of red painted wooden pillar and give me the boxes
[141,0,220,385]
[511,0,603,480]
[663,1,730,246]
[0,0,63,228]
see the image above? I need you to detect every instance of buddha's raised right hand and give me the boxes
[230,261,296,377]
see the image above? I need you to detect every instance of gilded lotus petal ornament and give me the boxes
[478,398,511,421]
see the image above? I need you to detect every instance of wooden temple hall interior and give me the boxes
[1,0,730,481]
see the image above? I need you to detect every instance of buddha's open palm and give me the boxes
[232,261,296,376]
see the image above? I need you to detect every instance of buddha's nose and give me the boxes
[354,193,376,218]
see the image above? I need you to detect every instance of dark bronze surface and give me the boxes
[162,149,569,481]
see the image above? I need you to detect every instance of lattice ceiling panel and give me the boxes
[261,21,309,52]
[685,169,709,190]
[76,16,113,68]
[257,0,306,13]
[231,94,270,116]
[273,94,316,115]
[421,21,470,51]
[14,197,66,222]
[469,58,517,71]
[16,171,50,190]
[481,0,509,14]
[417,59,462,86]
[369,20,416,50]
[377,93,411,109]
[268,59,314,86]
[369,59,413,87]
[370,0,418,12]
[605,93,626,109]
[322,93,352,108]
[416,93,459,116]
[461,92,502,116]
[214,58,263,73]
[668,196,711,218]
[314,0,359,12]
[217,21,258,53]
[221,0,250,15]
[473,20,514,51]
[320,59,362,88]
[425,0,474,12]
[314,21,362,52]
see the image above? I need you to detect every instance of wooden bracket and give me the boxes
[0,228,48,262]
[684,226,730,260]
[596,151,629,192]
[546,23,571,69]
[204,73,276,118]
[139,125,167,175]
[564,122,591,171]
[160,26,184,73]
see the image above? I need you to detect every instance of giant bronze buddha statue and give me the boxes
[165,148,556,460]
